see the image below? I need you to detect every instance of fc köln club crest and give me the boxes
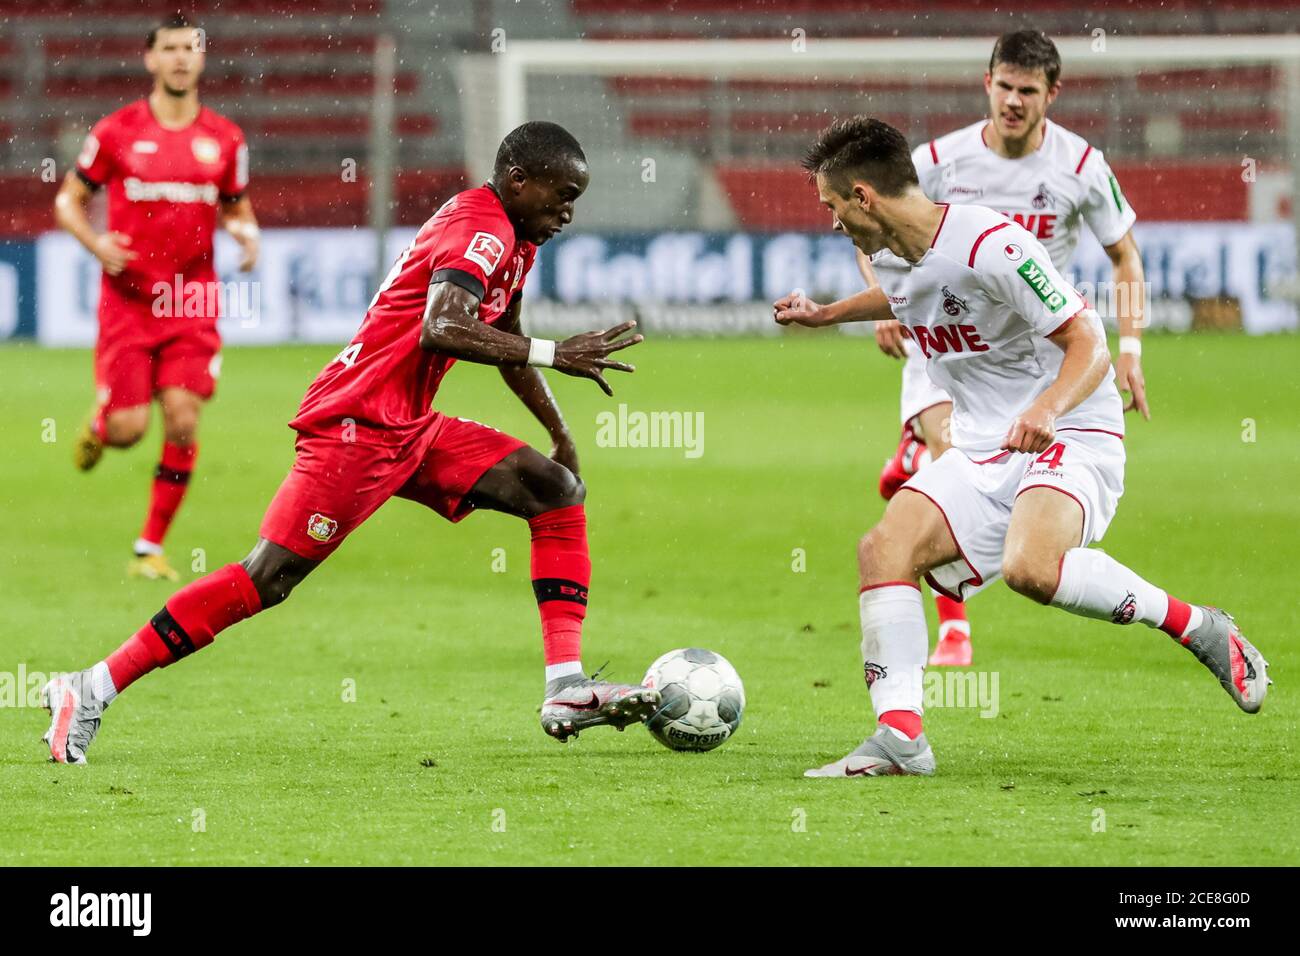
[306,513,338,542]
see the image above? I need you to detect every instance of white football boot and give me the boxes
[805,726,936,777]
[41,669,107,765]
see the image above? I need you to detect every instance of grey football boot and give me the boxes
[805,726,936,778]
[41,669,107,765]
[540,671,660,742]
[1180,607,1271,713]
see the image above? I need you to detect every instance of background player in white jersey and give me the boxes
[774,118,1268,778]
[864,30,1151,667]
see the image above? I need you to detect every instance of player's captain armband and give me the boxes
[464,232,507,276]
[527,338,556,368]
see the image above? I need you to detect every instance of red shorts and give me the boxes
[95,288,221,413]
[258,413,528,560]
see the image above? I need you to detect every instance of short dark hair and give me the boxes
[148,12,196,49]
[801,116,919,198]
[989,30,1061,87]
[493,121,586,180]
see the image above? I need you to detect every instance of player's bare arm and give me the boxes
[220,195,260,272]
[856,247,907,358]
[53,172,136,276]
[773,285,895,328]
[420,280,643,395]
[495,296,582,478]
[1002,315,1111,454]
[1104,229,1150,419]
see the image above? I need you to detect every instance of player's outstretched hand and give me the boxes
[553,320,643,396]
[875,319,908,359]
[1115,353,1151,420]
[94,232,137,276]
[773,290,830,327]
[1002,404,1056,454]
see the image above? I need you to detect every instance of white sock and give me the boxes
[133,538,164,557]
[859,584,928,719]
[1051,548,1203,636]
[544,661,583,686]
[91,660,118,704]
[938,618,970,640]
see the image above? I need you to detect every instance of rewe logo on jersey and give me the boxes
[1002,211,1057,240]
[901,323,989,358]
[1016,258,1067,313]
[464,232,506,275]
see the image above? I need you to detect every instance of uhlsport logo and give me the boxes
[306,513,338,542]
[1016,257,1067,313]
[50,886,151,936]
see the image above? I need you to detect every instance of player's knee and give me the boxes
[163,416,198,445]
[1002,553,1056,604]
[106,410,148,447]
[533,458,585,511]
[241,547,312,609]
[857,527,894,582]
[161,401,200,444]
[244,563,298,609]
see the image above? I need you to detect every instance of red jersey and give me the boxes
[76,100,248,307]
[290,185,537,446]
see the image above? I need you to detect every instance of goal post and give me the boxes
[459,35,1300,334]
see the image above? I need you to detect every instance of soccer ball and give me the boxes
[642,648,745,752]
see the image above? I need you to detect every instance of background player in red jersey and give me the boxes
[40,121,660,764]
[54,13,259,582]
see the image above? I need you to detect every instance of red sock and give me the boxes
[139,441,198,548]
[105,563,262,692]
[92,404,109,442]
[528,504,589,666]
[934,594,969,638]
[1159,595,1193,641]
[880,709,923,740]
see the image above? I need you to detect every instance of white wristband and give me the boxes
[527,337,556,368]
[1118,336,1142,357]
[227,220,260,240]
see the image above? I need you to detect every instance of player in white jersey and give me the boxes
[774,117,1268,778]
[867,31,1150,667]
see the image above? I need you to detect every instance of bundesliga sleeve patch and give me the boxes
[464,232,506,276]
[1016,258,1067,314]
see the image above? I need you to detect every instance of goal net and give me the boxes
[460,35,1300,335]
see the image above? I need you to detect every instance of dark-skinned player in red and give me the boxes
[40,121,659,764]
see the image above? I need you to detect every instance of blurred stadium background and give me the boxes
[1,0,1297,343]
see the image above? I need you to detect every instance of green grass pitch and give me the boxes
[0,333,1296,866]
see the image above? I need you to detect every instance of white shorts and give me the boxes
[900,429,1126,601]
[900,341,952,429]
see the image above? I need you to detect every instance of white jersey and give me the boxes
[871,203,1125,454]
[911,119,1136,266]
